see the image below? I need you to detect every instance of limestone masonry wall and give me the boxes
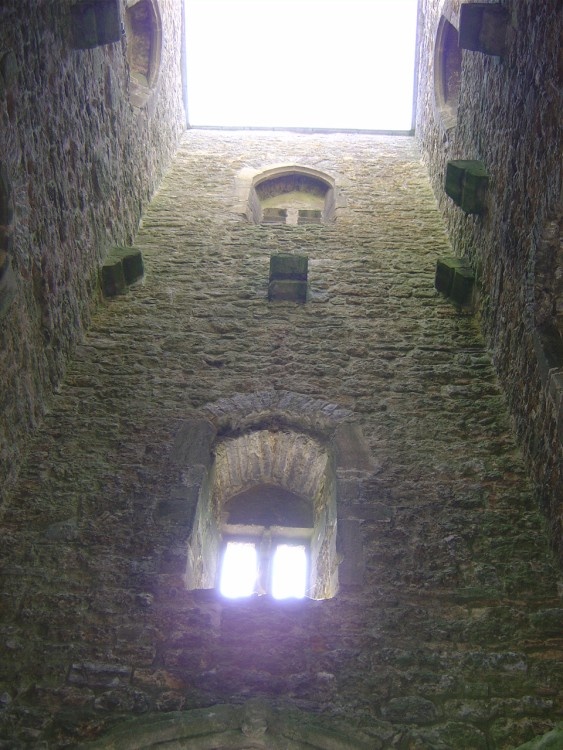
[0,0,185,499]
[0,131,560,748]
[416,0,562,555]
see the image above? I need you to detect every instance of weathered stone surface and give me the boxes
[0,0,185,501]
[0,130,560,748]
[417,0,562,560]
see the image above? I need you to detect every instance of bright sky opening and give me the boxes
[220,542,257,598]
[185,0,419,131]
[271,545,307,600]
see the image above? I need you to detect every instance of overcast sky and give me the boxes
[185,0,418,130]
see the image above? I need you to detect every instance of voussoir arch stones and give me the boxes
[171,390,374,474]
[77,699,373,749]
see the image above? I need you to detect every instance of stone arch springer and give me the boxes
[77,699,372,748]
[171,391,374,600]
[234,164,346,225]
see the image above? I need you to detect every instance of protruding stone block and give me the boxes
[459,3,510,56]
[435,257,468,296]
[269,253,308,282]
[445,160,489,214]
[101,247,144,297]
[110,247,144,285]
[269,253,308,302]
[71,0,121,49]
[450,266,475,306]
[268,279,308,303]
[0,255,17,320]
[101,258,126,297]
[435,256,474,307]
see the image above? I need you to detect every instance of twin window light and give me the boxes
[219,538,308,600]
[217,485,314,600]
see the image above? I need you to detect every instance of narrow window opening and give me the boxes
[219,541,258,599]
[271,544,307,600]
[219,535,308,600]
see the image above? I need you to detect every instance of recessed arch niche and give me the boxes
[125,0,162,109]
[246,165,338,225]
[434,15,462,131]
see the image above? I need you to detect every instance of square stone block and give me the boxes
[450,266,475,306]
[71,0,120,49]
[269,253,308,282]
[268,280,308,303]
[445,160,489,214]
[0,255,16,321]
[101,258,126,297]
[435,256,474,307]
[110,247,144,285]
[435,257,469,296]
[459,3,509,56]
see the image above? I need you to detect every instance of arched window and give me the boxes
[185,428,339,600]
[244,166,338,225]
[434,15,462,131]
[125,0,162,109]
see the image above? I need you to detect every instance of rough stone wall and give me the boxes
[415,0,562,555]
[0,0,185,498]
[0,131,561,749]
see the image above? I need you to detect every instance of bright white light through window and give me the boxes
[185,0,418,130]
[220,542,257,598]
[271,544,307,600]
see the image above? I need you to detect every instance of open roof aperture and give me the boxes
[185,0,419,132]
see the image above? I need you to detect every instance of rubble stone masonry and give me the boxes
[0,130,561,748]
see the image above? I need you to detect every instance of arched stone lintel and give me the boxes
[77,700,372,749]
[202,389,355,441]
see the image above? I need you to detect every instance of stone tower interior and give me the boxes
[0,1,561,748]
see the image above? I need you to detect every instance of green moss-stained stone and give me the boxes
[445,160,489,214]
[109,247,144,285]
[101,258,126,297]
[269,253,308,282]
[435,257,469,296]
[451,267,475,306]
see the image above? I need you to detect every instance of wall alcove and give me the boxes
[125,0,162,109]
[434,14,462,131]
[240,165,340,225]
